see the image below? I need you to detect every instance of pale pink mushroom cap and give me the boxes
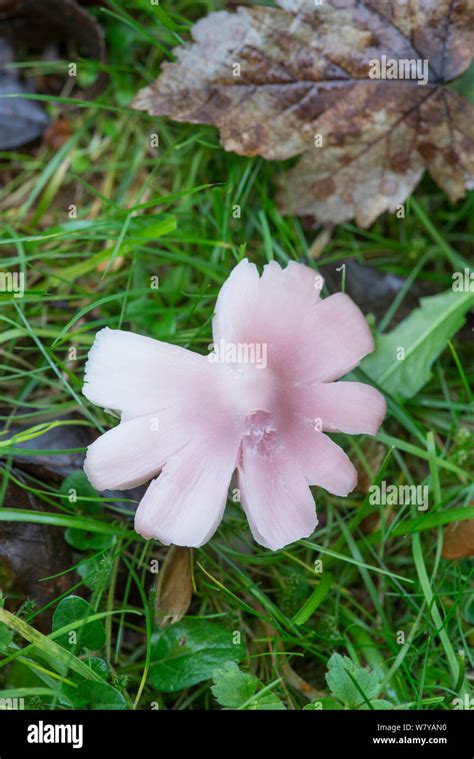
[83,259,386,551]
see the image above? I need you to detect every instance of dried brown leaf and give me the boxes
[42,116,72,150]
[353,439,386,494]
[0,479,74,631]
[133,0,474,227]
[155,545,193,626]
[442,518,474,559]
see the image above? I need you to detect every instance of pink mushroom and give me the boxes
[83,259,386,550]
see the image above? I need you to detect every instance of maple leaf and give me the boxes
[133,0,474,227]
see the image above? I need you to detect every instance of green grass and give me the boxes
[0,0,472,711]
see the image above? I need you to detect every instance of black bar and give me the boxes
[0,709,472,756]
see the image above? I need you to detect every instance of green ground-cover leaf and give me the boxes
[60,473,113,550]
[0,607,103,682]
[0,623,13,652]
[362,289,474,400]
[211,662,285,710]
[325,654,388,709]
[52,596,106,653]
[211,661,259,708]
[150,619,245,692]
[76,680,127,710]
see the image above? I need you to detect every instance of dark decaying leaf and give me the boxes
[156,545,193,626]
[442,518,474,559]
[319,260,423,324]
[0,479,74,630]
[0,37,49,149]
[7,416,96,481]
[0,0,104,61]
[134,0,474,227]
[0,0,106,149]
[4,415,146,516]
[0,70,50,149]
